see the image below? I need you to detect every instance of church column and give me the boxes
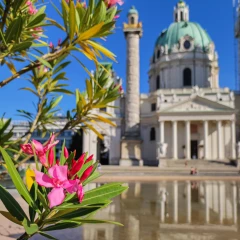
[204,121,209,160]
[185,121,191,159]
[232,183,237,225]
[205,182,210,224]
[160,121,165,143]
[187,181,191,223]
[173,181,178,223]
[172,121,178,159]
[217,121,223,160]
[231,120,236,159]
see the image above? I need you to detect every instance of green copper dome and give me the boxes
[128,6,138,16]
[155,21,212,53]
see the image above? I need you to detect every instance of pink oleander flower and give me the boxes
[26,1,38,15]
[64,147,69,158]
[32,27,43,39]
[49,42,54,48]
[58,38,62,46]
[35,165,79,208]
[68,153,94,182]
[20,135,59,168]
[106,0,124,7]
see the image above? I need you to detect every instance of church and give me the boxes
[82,1,240,167]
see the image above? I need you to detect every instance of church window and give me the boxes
[100,107,107,112]
[175,13,178,22]
[184,40,191,49]
[131,16,135,24]
[156,75,160,89]
[150,127,156,141]
[183,68,192,86]
[151,103,156,111]
[180,11,184,21]
[157,50,160,59]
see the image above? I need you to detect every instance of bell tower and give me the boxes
[120,6,143,166]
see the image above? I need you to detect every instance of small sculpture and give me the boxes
[157,142,168,158]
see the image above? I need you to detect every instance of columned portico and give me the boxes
[172,121,178,159]
[185,121,191,159]
[231,120,236,159]
[217,121,223,160]
[158,111,236,161]
[204,121,209,160]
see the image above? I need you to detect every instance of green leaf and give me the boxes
[50,96,63,109]
[43,222,81,231]
[12,0,25,13]
[83,171,100,185]
[60,139,66,165]
[53,61,71,75]
[81,183,128,206]
[69,0,76,41]
[50,1,63,18]
[77,159,93,179]
[22,219,39,235]
[46,18,66,31]
[5,17,23,43]
[0,118,11,135]
[50,206,103,221]
[37,190,49,210]
[39,232,57,240]
[69,219,123,226]
[29,53,52,69]
[29,183,38,222]
[86,79,93,100]
[62,0,70,31]
[0,185,28,222]
[51,89,73,95]
[11,42,32,53]
[0,211,22,226]
[28,13,46,28]
[0,147,38,211]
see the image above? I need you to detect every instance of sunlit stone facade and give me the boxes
[82,1,239,166]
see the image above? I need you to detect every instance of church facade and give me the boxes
[82,1,240,166]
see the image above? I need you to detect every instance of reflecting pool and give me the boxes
[82,181,240,240]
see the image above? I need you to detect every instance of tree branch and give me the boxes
[0,46,68,88]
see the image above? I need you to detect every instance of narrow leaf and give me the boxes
[0,147,38,211]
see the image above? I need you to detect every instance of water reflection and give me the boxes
[82,181,240,240]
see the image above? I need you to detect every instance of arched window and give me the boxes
[157,50,160,59]
[180,11,184,21]
[175,13,178,22]
[152,55,155,64]
[150,127,156,141]
[156,75,160,90]
[183,68,192,86]
[131,16,135,24]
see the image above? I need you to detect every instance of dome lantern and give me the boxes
[174,0,189,22]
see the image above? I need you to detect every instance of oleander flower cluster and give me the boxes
[21,134,94,208]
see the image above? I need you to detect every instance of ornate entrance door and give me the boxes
[191,140,198,159]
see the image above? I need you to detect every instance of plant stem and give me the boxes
[14,99,44,162]
[17,232,29,240]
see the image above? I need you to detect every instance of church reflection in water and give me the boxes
[82,181,240,240]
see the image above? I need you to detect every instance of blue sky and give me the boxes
[0,0,237,119]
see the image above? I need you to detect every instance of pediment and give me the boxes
[161,96,235,113]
